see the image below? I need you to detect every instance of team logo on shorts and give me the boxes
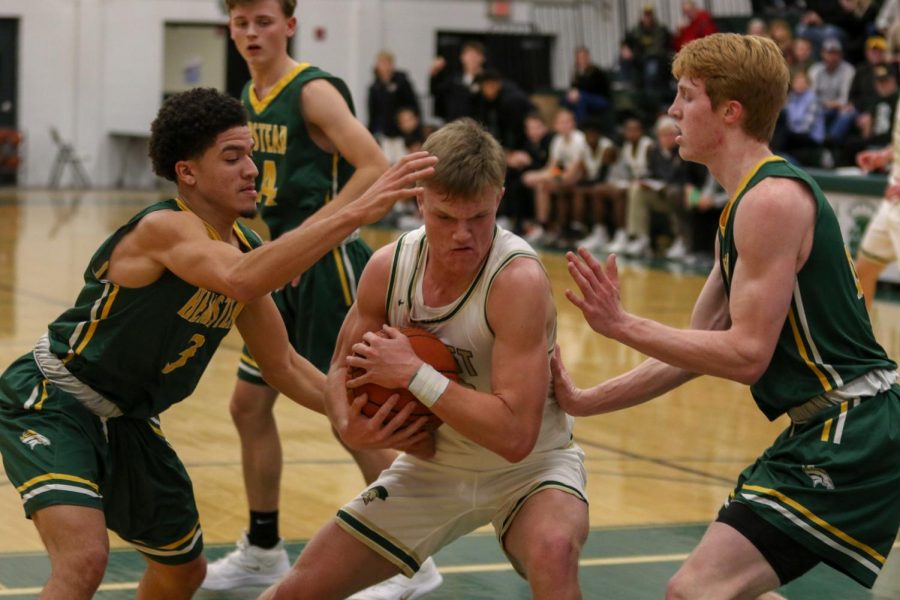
[20,429,50,449]
[361,485,389,505]
[802,465,834,490]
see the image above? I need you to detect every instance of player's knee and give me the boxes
[666,567,700,600]
[180,556,208,591]
[54,543,108,591]
[524,532,581,578]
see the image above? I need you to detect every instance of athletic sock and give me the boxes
[247,510,279,549]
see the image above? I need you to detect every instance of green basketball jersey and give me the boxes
[717,156,895,420]
[46,199,262,418]
[242,63,356,239]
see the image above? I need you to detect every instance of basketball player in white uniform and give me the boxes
[261,119,588,600]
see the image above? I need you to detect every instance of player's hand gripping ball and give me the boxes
[348,327,459,431]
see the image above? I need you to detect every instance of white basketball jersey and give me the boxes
[386,225,574,469]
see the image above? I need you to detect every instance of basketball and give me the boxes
[348,327,459,431]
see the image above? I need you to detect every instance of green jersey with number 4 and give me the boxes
[46,199,262,418]
[242,63,355,239]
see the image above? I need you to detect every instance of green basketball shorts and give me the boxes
[0,354,203,564]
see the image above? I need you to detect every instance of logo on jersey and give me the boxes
[177,288,243,329]
[361,485,389,505]
[802,465,834,490]
[20,429,50,449]
[248,122,287,155]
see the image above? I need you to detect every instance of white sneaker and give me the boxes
[523,224,544,244]
[347,557,443,600]
[201,533,290,591]
[577,225,609,252]
[605,228,628,253]
[665,237,688,261]
[624,234,650,257]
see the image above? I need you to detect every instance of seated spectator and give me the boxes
[522,108,587,246]
[611,42,642,120]
[671,168,728,264]
[573,120,619,252]
[809,37,857,145]
[796,7,847,55]
[475,69,535,150]
[620,116,685,257]
[673,1,718,51]
[380,107,426,164]
[846,65,900,159]
[503,112,553,234]
[565,46,610,126]
[769,18,795,60]
[367,50,420,140]
[605,117,654,254]
[790,36,816,75]
[849,36,890,114]
[747,17,769,37]
[773,69,826,166]
[430,40,485,122]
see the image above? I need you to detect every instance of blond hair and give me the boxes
[225,0,296,17]
[421,119,506,198]
[672,33,789,142]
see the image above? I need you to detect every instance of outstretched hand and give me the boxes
[550,345,590,417]
[354,152,437,225]
[564,249,630,339]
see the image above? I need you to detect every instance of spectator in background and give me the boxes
[503,112,553,234]
[522,108,587,246]
[747,17,769,37]
[619,116,685,258]
[847,65,900,160]
[624,5,673,114]
[769,19,795,61]
[574,120,620,253]
[809,37,857,145]
[774,69,826,166]
[796,6,848,55]
[380,107,426,164]
[475,69,535,151]
[565,46,611,125]
[673,1,718,51]
[790,36,817,74]
[605,117,654,254]
[849,36,890,113]
[430,40,485,122]
[672,168,727,264]
[367,50,420,141]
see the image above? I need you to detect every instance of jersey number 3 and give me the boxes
[259,160,278,207]
[162,334,206,374]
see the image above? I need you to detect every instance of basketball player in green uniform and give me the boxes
[553,34,900,597]
[204,0,443,596]
[0,87,435,600]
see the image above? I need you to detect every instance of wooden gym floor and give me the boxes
[0,189,896,599]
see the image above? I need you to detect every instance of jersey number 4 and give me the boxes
[259,160,278,207]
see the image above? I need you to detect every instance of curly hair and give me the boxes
[149,88,248,182]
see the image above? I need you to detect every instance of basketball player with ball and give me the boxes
[261,118,588,600]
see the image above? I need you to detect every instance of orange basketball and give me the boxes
[348,327,459,431]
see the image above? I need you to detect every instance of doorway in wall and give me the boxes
[0,18,19,185]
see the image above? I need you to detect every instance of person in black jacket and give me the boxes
[475,69,536,151]
[565,47,611,125]
[367,50,420,139]
[429,40,485,122]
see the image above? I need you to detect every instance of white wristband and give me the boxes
[407,363,450,408]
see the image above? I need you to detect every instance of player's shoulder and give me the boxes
[743,174,814,212]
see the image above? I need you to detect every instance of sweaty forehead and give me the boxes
[215,126,253,149]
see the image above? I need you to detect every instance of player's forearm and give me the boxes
[261,354,327,415]
[577,358,697,415]
[226,206,368,302]
[324,366,353,429]
[301,160,388,227]
[431,384,542,463]
[611,314,768,385]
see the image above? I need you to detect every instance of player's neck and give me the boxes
[249,56,300,98]
[176,192,238,244]
[707,138,773,199]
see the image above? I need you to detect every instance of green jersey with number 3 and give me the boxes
[242,63,355,239]
[46,199,262,418]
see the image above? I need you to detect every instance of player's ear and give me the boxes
[722,100,743,125]
[287,16,298,37]
[175,160,197,186]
